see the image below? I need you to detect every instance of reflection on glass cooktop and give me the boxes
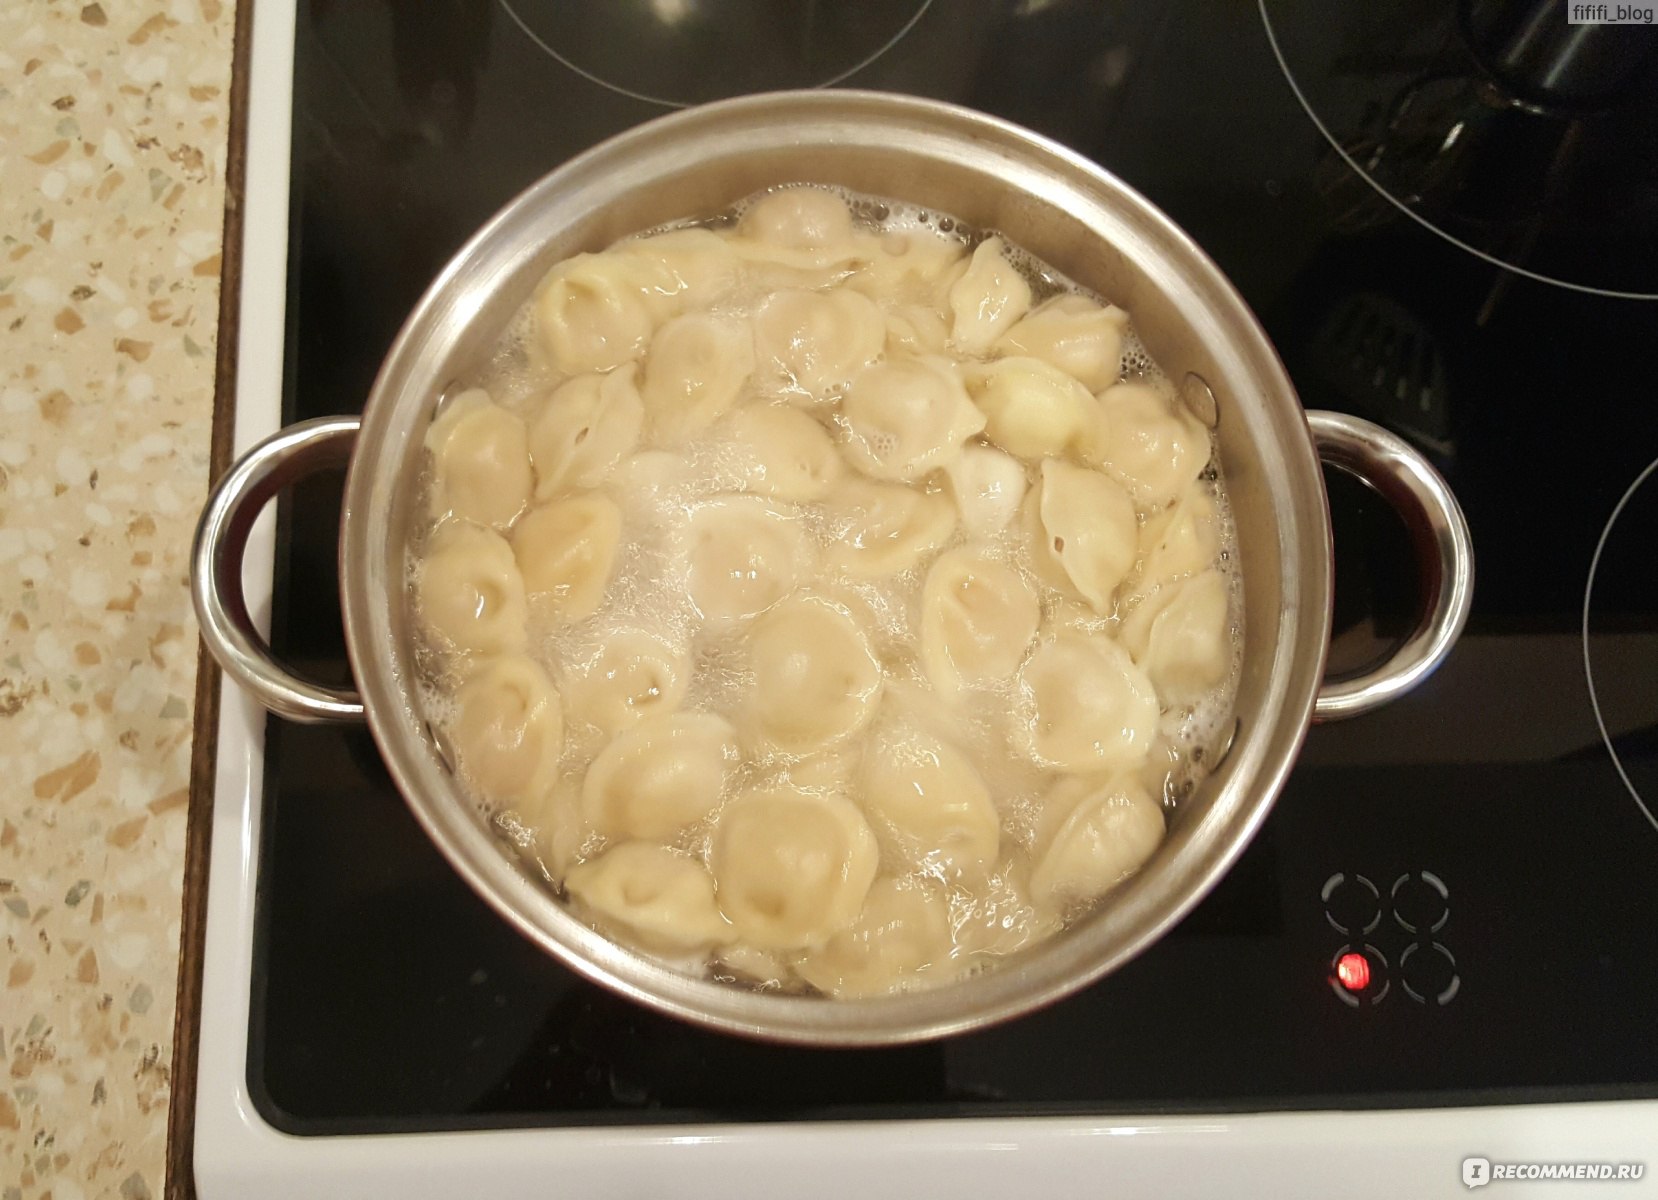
[257,0,1658,1133]
[1260,0,1658,297]
[496,0,936,107]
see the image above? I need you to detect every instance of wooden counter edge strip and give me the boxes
[166,0,257,1194]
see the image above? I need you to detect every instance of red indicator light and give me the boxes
[1336,951,1371,991]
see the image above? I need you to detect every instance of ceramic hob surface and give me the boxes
[251,0,1658,1134]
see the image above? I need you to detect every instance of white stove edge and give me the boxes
[191,2,1658,1195]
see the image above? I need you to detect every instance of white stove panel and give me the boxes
[190,2,1658,1194]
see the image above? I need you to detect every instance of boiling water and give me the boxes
[410,184,1244,992]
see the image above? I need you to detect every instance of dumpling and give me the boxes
[753,287,885,403]
[1017,631,1159,772]
[796,878,954,998]
[567,627,690,735]
[510,493,623,625]
[741,596,883,755]
[1084,381,1210,508]
[425,389,533,528]
[964,356,1098,461]
[418,521,529,654]
[614,227,739,317]
[728,189,872,282]
[1029,774,1165,909]
[581,712,739,839]
[719,404,844,501]
[565,842,736,953]
[727,238,870,285]
[993,294,1128,393]
[840,357,987,482]
[782,747,859,796]
[710,787,879,951]
[822,477,956,579]
[850,230,968,306]
[919,547,1040,693]
[534,250,659,375]
[739,185,856,251]
[713,942,797,989]
[610,449,691,511]
[515,776,588,885]
[448,655,562,806]
[1120,568,1232,703]
[1021,459,1138,612]
[1131,483,1221,597]
[943,444,1028,538]
[527,365,643,499]
[860,720,1000,877]
[947,237,1032,355]
[679,495,810,621]
[639,312,756,441]
[884,303,952,356]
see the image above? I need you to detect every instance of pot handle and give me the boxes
[191,416,367,724]
[1305,410,1474,721]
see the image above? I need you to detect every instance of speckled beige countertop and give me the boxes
[1,2,235,1197]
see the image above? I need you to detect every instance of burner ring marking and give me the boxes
[498,0,935,111]
[1257,0,1658,303]
[1581,453,1658,835]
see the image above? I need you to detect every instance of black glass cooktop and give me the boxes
[255,0,1658,1133]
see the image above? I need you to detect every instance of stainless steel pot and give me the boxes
[192,91,1473,1045]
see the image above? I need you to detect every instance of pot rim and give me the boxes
[337,88,1330,1045]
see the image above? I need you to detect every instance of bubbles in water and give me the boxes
[407,181,1245,996]
[1119,327,1160,382]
